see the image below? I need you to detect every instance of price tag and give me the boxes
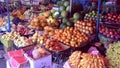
[52,6,60,11]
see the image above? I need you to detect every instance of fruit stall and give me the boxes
[0,0,120,68]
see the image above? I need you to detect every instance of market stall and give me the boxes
[0,0,120,68]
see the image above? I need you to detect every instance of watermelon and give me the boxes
[64,1,70,7]
[60,6,66,11]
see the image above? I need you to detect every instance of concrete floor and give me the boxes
[0,49,6,68]
[0,58,6,68]
[0,43,6,68]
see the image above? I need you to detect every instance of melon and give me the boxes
[62,18,68,23]
[60,6,66,11]
[73,12,80,20]
[57,1,61,6]
[64,1,70,7]
[66,6,70,12]
[61,11,68,18]
[52,11,60,19]
[57,1,64,6]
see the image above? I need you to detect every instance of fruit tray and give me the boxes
[88,34,96,42]
[13,43,36,50]
[19,29,35,38]
[24,47,51,60]
[42,42,71,64]
[43,42,70,52]
[99,34,119,42]
[102,22,120,29]
[68,39,89,49]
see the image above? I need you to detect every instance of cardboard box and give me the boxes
[24,53,52,68]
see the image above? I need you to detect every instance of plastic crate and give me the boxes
[0,38,13,47]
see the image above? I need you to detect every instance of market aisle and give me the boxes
[0,59,6,68]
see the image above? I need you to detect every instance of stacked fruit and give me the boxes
[60,12,80,29]
[44,26,55,36]
[68,51,107,68]
[84,11,97,20]
[11,9,26,20]
[30,32,46,44]
[74,20,96,34]
[53,27,88,47]
[1,31,20,41]
[106,41,120,68]
[43,38,63,51]
[28,15,59,30]
[99,25,120,39]
[14,37,33,47]
[103,13,120,24]
[57,0,70,14]
[0,18,6,27]
[84,11,103,21]
[0,2,17,13]
[32,46,47,60]
[38,4,53,12]
[17,25,30,35]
